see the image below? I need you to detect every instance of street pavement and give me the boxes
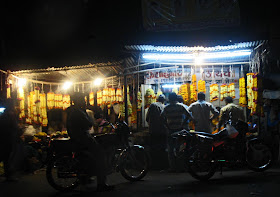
[1,165,280,197]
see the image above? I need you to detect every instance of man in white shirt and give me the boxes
[188,92,219,133]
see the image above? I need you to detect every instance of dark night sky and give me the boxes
[0,0,276,70]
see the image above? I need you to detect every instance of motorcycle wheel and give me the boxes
[46,154,80,191]
[187,151,216,181]
[119,145,150,182]
[246,143,273,172]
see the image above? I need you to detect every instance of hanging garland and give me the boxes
[26,94,32,124]
[210,84,219,102]
[179,83,190,104]
[97,89,103,106]
[220,84,228,101]
[247,73,254,110]
[17,87,25,120]
[197,79,206,93]
[145,88,156,108]
[89,91,94,106]
[47,92,55,110]
[63,94,71,110]
[190,74,197,103]
[239,77,247,107]
[40,93,48,127]
[228,83,235,99]
[116,87,123,103]
[137,90,142,111]
[54,93,63,109]
[6,84,11,99]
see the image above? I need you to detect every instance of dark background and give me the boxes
[0,0,278,70]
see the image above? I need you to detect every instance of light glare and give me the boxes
[94,78,103,86]
[18,78,27,87]
[63,81,72,90]
[162,84,181,88]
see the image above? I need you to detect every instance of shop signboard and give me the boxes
[142,0,240,31]
[144,66,240,85]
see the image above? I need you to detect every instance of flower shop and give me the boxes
[124,40,270,132]
[0,60,144,138]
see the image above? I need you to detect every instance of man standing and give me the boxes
[146,94,166,150]
[188,92,219,133]
[161,92,192,172]
[218,96,245,130]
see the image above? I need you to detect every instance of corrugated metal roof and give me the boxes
[125,40,267,53]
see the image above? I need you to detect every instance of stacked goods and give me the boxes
[179,83,190,104]
[97,90,102,106]
[54,93,63,109]
[40,93,48,127]
[116,87,123,103]
[17,87,25,120]
[47,92,55,109]
[246,73,254,110]
[7,84,11,99]
[63,94,71,110]
[137,91,142,111]
[190,74,197,103]
[26,95,32,124]
[220,84,228,101]
[89,91,94,106]
[239,77,247,107]
[228,83,235,99]
[197,80,206,93]
[210,84,219,102]
[145,88,156,108]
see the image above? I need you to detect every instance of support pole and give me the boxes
[124,71,128,123]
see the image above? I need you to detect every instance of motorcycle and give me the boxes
[46,121,150,191]
[171,118,273,181]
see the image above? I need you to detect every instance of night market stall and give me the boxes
[123,40,277,138]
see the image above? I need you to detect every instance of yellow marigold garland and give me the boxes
[239,77,247,107]
[210,84,219,102]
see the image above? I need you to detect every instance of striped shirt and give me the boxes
[161,102,191,132]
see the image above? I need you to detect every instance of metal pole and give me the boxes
[124,70,128,124]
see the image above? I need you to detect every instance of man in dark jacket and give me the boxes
[66,92,114,191]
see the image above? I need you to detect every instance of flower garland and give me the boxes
[190,74,197,103]
[209,84,219,102]
[6,84,11,99]
[89,91,94,106]
[47,92,55,109]
[179,83,190,104]
[26,94,32,124]
[228,83,235,99]
[197,80,206,93]
[246,73,254,110]
[110,88,116,104]
[54,93,63,109]
[63,94,71,110]
[145,88,156,108]
[137,90,142,111]
[239,77,247,107]
[116,87,123,103]
[40,93,48,127]
[251,73,264,116]
[220,84,228,101]
[97,90,103,106]
[102,88,109,105]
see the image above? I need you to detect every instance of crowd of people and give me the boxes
[146,91,245,172]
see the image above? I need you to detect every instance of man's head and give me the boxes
[71,92,86,108]
[177,95,184,103]
[168,92,178,103]
[197,92,206,101]
[157,94,165,103]
[224,96,233,105]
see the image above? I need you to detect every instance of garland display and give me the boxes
[251,73,264,116]
[228,83,235,99]
[197,80,206,93]
[190,74,197,103]
[54,93,63,109]
[47,92,55,109]
[40,93,48,127]
[63,94,71,110]
[137,90,142,111]
[239,77,247,107]
[220,84,228,101]
[89,91,94,106]
[116,87,123,103]
[97,90,102,106]
[179,83,190,104]
[145,88,156,108]
[246,73,254,110]
[209,84,219,102]
[110,88,116,105]
[6,84,11,99]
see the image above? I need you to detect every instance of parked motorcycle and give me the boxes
[46,121,149,191]
[171,118,273,181]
